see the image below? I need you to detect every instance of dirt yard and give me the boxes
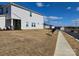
[62,31,79,56]
[0,29,58,56]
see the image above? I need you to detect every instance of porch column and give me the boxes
[11,19,14,30]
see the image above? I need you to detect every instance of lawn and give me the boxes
[0,29,58,56]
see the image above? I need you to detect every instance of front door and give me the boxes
[13,19,21,30]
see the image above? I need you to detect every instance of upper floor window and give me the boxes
[0,7,3,14]
[6,7,8,14]
[30,11,32,17]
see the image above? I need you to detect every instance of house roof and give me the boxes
[8,2,43,16]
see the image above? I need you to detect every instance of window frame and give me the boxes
[0,7,3,14]
[30,11,32,17]
[26,22,29,27]
[31,22,36,27]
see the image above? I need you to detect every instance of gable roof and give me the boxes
[8,2,43,16]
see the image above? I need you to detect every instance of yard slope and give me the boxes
[0,29,58,56]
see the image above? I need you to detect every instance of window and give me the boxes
[33,23,36,27]
[26,22,29,27]
[0,7,3,14]
[38,23,39,25]
[32,23,33,27]
[6,7,8,14]
[30,11,32,17]
[31,22,36,27]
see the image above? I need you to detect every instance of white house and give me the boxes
[0,3,44,30]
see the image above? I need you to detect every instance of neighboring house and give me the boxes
[60,27,65,30]
[44,24,55,29]
[44,24,50,29]
[0,3,44,30]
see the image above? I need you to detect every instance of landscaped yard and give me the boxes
[0,29,58,56]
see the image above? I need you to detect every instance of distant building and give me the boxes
[0,3,44,30]
[60,27,65,30]
[44,25,50,29]
[44,24,55,29]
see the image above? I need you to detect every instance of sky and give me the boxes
[0,2,79,27]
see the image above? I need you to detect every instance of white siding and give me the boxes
[0,16,5,29]
[11,5,44,29]
[30,13,44,29]
[5,5,11,19]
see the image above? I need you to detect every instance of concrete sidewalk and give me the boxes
[54,31,76,56]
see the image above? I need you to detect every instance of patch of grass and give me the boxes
[0,29,58,56]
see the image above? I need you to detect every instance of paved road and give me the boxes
[54,31,76,56]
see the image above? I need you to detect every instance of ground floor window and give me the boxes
[31,22,36,27]
[26,22,29,27]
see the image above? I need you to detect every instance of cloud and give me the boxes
[72,19,79,22]
[44,16,63,20]
[36,3,50,7]
[46,4,50,7]
[36,2,44,7]
[72,19,79,26]
[76,7,79,11]
[48,16,63,19]
[67,7,71,10]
